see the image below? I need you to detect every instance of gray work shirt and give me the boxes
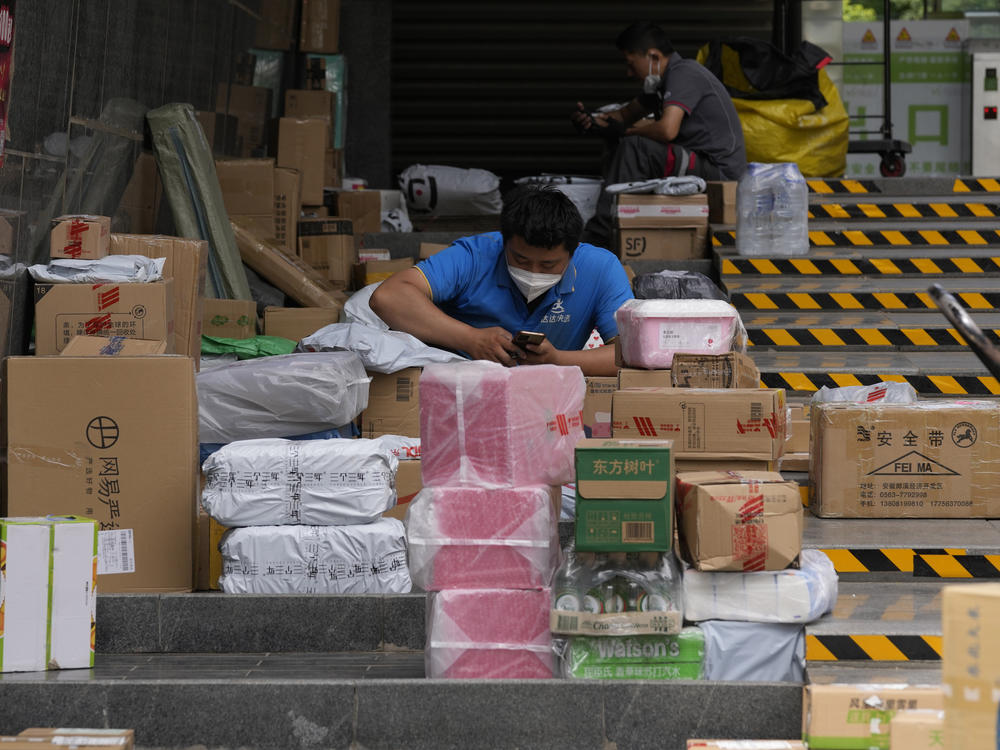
[656,52,747,180]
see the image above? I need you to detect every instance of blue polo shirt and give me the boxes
[416,232,633,351]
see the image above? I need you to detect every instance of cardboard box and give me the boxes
[888,710,945,749]
[263,306,340,341]
[334,189,382,237]
[777,453,809,473]
[612,388,787,461]
[285,89,335,137]
[232,223,349,309]
[325,149,342,189]
[273,167,301,254]
[786,403,811,454]
[574,438,674,552]
[202,298,257,339]
[675,470,802,571]
[802,684,944,750]
[118,152,162,233]
[382,459,422,521]
[61,335,168,356]
[195,111,239,156]
[360,368,421,439]
[0,263,34,359]
[688,743,805,750]
[0,517,97,673]
[50,215,111,260]
[277,118,326,205]
[674,458,775,473]
[706,181,738,225]
[616,194,709,228]
[18,728,133,748]
[358,249,391,263]
[33,280,174,356]
[353,257,413,288]
[811,401,1000,518]
[670,352,761,389]
[215,84,272,157]
[300,0,341,53]
[4,356,199,593]
[618,226,709,261]
[419,242,449,259]
[618,368,672,389]
[583,376,616,438]
[215,158,275,216]
[108,234,207,365]
[298,217,354,288]
[943,583,1000,750]
[253,0,296,50]
[232,213,276,242]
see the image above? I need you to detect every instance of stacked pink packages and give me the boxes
[615,299,746,369]
[425,588,555,679]
[419,361,585,487]
[406,486,560,590]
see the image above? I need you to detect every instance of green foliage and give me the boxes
[843,0,932,20]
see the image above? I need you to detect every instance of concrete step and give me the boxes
[804,176,1000,197]
[718,247,1000,278]
[807,200,1000,221]
[0,671,803,750]
[713,226,1000,250]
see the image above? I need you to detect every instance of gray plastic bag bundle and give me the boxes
[197,351,370,444]
[147,103,252,300]
[202,438,398,526]
[298,322,465,373]
[28,255,165,283]
[701,621,805,682]
[399,164,502,216]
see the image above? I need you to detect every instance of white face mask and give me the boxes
[643,55,662,94]
[507,264,562,302]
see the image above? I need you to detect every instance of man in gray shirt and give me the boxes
[574,21,747,249]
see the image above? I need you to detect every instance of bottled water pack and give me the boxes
[736,162,809,256]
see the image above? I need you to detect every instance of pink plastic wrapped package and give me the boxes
[420,361,585,488]
[406,486,560,590]
[615,299,747,369]
[426,588,554,679]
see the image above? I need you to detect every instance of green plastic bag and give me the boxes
[201,335,296,360]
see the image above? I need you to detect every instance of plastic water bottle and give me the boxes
[737,162,808,256]
[770,163,808,256]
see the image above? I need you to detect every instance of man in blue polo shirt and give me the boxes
[370,185,633,376]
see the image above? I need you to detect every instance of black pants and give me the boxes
[582,136,724,252]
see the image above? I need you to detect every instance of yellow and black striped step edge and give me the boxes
[747,327,1000,348]
[913,554,1000,578]
[822,547,965,573]
[807,179,880,194]
[732,290,1000,311]
[807,634,942,661]
[721,256,1000,276]
[954,178,1000,192]
[809,202,1000,220]
[713,228,1000,247]
[759,372,1000,395]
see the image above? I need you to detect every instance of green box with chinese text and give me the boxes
[575,438,674,552]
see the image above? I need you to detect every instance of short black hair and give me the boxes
[500,185,582,252]
[616,21,673,56]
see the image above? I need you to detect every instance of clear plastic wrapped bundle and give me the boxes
[425,588,554,678]
[197,351,370,444]
[554,628,704,680]
[683,549,838,623]
[551,545,683,636]
[406,486,560,590]
[202,438,398,526]
[297,321,464,373]
[614,299,747,370]
[420,361,585,487]
[218,519,411,594]
[736,162,808,257]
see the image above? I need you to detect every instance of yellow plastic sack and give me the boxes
[696,45,849,178]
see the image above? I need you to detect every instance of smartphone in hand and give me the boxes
[513,330,546,348]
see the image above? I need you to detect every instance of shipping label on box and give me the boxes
[618,226,708,261]
[670,352,760,389]
[298,217,354,288]
[803,684,944,750]
[50,215,111,260]
[615,194,709,228]
[888,710,945,750]
[202,298,257,339]
[263,306,339,342]
[361,368,421,439]
[675,470,802,572]
[942,583,1000,750]
[583,376,616,438]
[215,158,275,216]
[811,400,1000,518]
[33,280,174,356]
[574,438,674,552]
[618,368,672,389]
[4,356,199,593]
[612,388,786,461]
[277,118,326,205]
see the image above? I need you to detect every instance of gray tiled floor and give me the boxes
[803,515,1000,550]
[0,652,426,682]
[807,581,945,636]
